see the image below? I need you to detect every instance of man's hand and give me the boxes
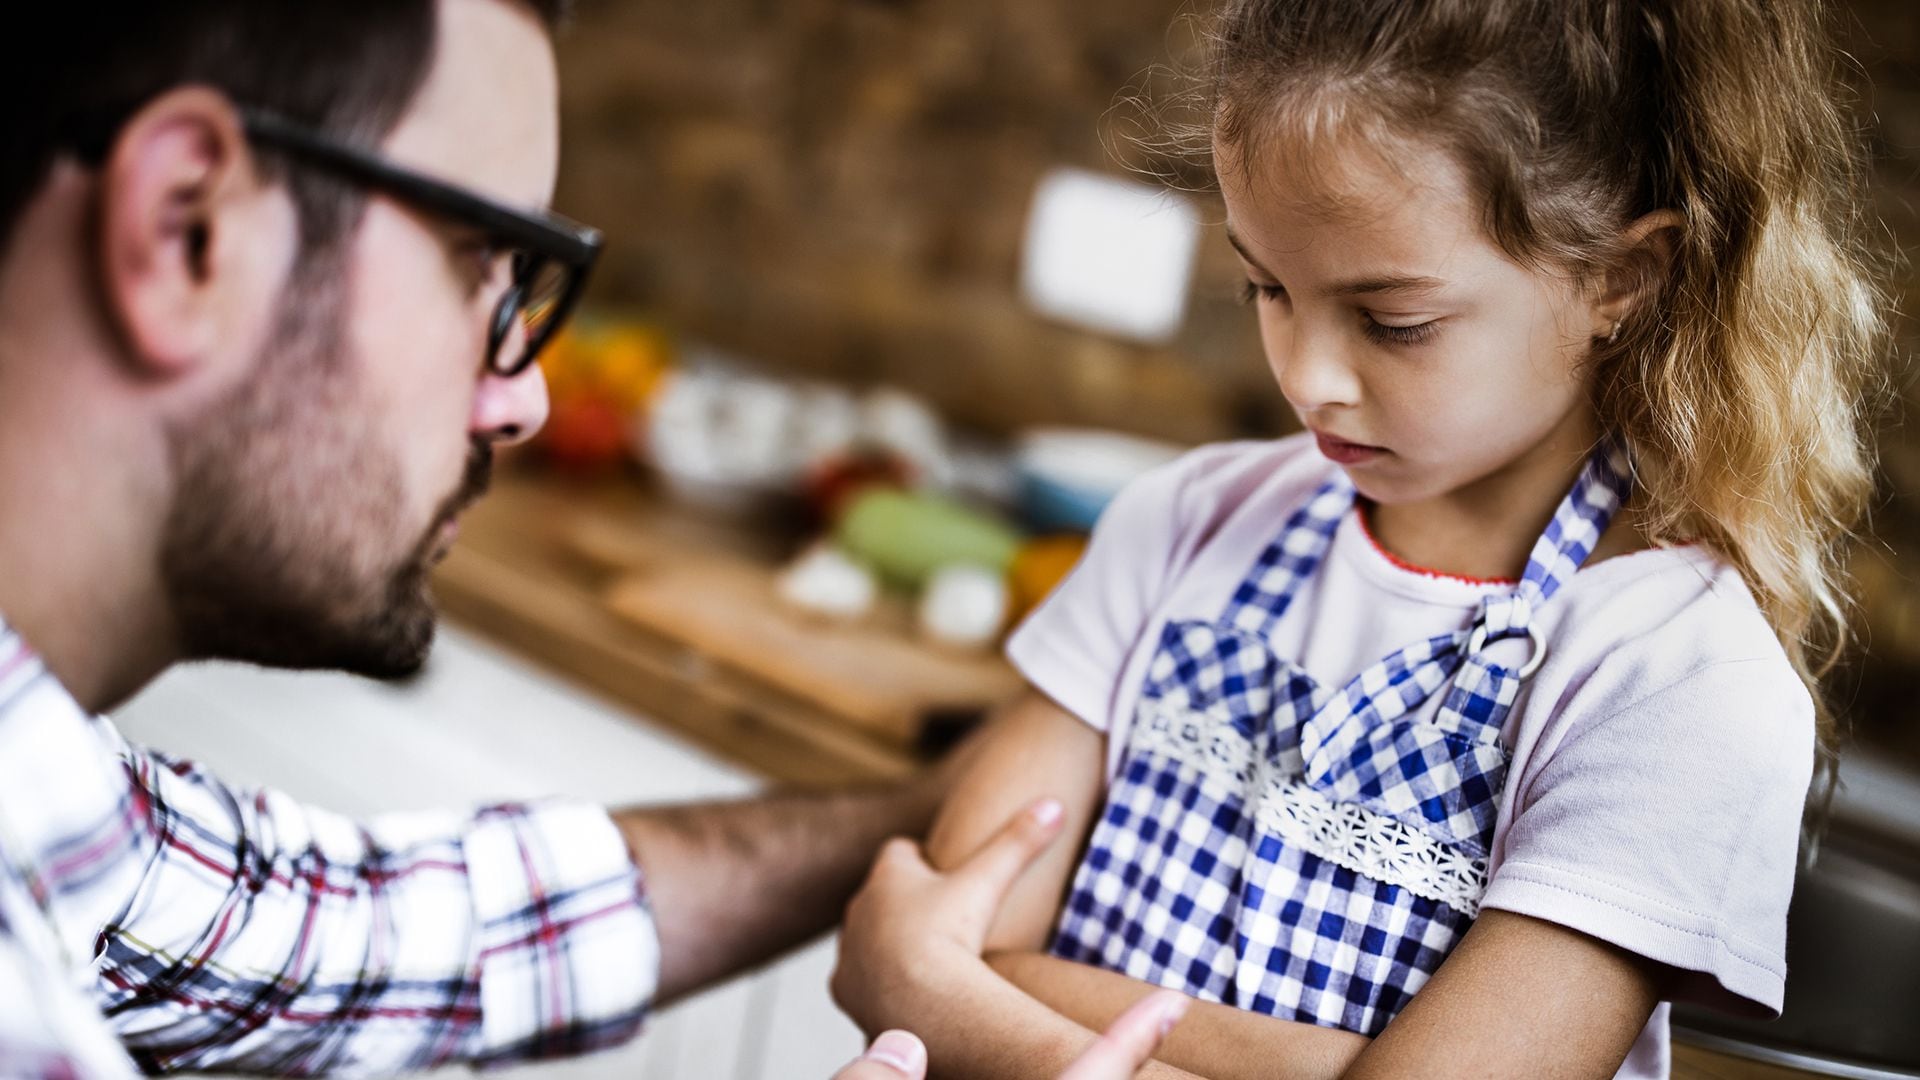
[832,1031,927,1080]
[617,738,974,1004]
[830,797,1065,1036]
[834,992,1191,1080]
[1058,991,1190,1080]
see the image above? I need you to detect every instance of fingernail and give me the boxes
[865,1030,927,1073]
[1157,994,1190,1038]
[1031,799,1063,827]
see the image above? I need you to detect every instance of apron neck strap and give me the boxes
[1513,439,1632,611]
[1471,439,1631,661]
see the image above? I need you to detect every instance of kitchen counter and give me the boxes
[433,464,961,787]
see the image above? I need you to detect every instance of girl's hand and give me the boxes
[830,797,1066,1036]
[833,992,1191,1080]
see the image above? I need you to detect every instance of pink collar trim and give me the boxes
[1354,506,1521,588]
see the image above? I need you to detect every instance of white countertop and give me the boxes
[113,624,867,1079]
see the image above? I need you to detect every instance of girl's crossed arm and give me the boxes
[923,691,1664,1080]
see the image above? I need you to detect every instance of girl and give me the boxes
[879,0,1888,1076]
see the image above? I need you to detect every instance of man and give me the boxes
[0,1,1183,1074]
[0,0,958,1071]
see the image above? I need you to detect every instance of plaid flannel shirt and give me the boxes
[0,615,658,1076]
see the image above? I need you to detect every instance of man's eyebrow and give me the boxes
[1225,227,1450,298]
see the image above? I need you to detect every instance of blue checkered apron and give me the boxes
[1050,444,1631,1035]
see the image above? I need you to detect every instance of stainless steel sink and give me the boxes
[1673,751,1920,1078]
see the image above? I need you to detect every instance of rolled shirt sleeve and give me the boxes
[82,722,658,1074]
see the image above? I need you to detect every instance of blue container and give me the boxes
[1018,471,1113,533]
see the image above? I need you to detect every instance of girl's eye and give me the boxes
[1362,312,1440,346]
[1239,280,1287,305]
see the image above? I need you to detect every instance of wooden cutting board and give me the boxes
[576,515,1024,749]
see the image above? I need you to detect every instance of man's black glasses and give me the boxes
[239,107,601,378]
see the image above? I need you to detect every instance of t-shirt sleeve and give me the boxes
[1005,455,1197,731]
[1480,657,1814,1018]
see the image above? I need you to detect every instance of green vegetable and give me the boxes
[835,490,1021,589]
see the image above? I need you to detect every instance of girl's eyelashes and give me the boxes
[1362,312,1441,346]
[1239,277,1441,346]
[1239,279,1287,305]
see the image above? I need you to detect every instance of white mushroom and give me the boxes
[778,544,879,622]
[919,564,1010,651]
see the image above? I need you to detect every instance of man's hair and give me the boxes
[1,0,569,254]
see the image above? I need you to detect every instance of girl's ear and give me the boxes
[1591,210,1684,338]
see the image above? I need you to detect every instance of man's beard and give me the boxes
[157,256,492,681]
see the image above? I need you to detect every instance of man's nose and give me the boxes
[470,358,550,446]
[469,303,552,446]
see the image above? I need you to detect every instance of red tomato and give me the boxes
[540,395,629,472]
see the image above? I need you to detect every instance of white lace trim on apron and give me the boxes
[1133,701,1490,918]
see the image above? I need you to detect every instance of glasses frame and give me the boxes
[239,107,602,378]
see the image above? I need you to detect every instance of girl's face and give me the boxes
[1216,132,1608,508]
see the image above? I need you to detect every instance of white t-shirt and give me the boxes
[1007,434,1813,1079]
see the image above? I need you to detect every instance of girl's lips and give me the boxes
[1313,431,1387,466]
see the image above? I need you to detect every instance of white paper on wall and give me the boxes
[1019,167,1202,345]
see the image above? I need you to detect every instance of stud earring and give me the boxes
[1607,320,1622,344]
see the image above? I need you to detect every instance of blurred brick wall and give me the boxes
[551,0,1919,746]
[1835,1,1918,753]
[550,0,1274,447]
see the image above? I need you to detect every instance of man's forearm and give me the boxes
[616,783,937,1003]
[990,952,1368,1080]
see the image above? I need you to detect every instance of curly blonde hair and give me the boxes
[1125,0,1892,753]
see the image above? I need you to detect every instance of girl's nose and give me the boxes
[1274,323,1362,413]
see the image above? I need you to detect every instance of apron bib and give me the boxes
[1049,445,1631,1035]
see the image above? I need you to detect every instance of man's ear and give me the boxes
[1590,209,1684,340]
[95,86,272,379]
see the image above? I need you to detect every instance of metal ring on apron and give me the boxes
[1466,622,1548,680]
